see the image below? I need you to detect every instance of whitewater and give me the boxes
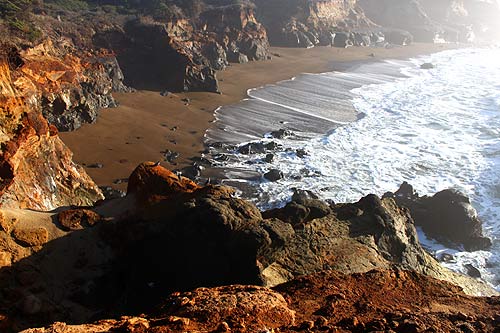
[204,46,500,290]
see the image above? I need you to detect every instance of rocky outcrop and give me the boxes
[358,0,445,42]
[253,0,390,48]
[385,182,492,251]
[9,40,130,131]
[0,163,496,332]
[94,5,269,93]
[0,55,103,210]
[19,269,500,333]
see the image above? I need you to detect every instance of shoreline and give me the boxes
[60,42,460,191]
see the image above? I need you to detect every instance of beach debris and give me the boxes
[170,126,178,131]
[181,98,191,104]
[160,90,171,97]
[264,169,283,182]
[368,53,375,57]
[420,62,435,69]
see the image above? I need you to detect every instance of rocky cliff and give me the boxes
[253,0,390,48]
[0,54,103,210]
[0,163,496,332]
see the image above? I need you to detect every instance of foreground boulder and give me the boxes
[385,182,492,251]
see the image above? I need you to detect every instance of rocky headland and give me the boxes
[1,0,500,332]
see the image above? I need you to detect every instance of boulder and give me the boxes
[386,182,492,251]
[58,209,102,231]
[12,227,48,247]
[264,169,284,182]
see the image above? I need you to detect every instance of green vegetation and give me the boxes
[0,0,41,41]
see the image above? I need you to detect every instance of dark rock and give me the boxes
[464,264,481,278]
[388,183,492,251]
[333,32,353,48]
[420,62,435,69]
[202,42,228,71]
[296,149,308,158]
[163,150,180,163]
[238,141,280,154]
[264,153,274,163]
[291,189,319,203]
[385,29,414,45]
[264,169,283,182]
[269,128,292,139]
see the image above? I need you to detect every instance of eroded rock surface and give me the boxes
[0,55,103,210]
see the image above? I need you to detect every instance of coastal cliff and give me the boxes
[0,55,103,210]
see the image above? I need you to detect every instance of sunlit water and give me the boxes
[204,46,500,290]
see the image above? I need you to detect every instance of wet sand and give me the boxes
[60,43,458,191]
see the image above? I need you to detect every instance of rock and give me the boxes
[0,251,12,267]
[296,149,308,158]
[269,128,292,139]
[264,169,283,182]
[12,227,49,247]
[163,149,180,163]
[238,141,280,154]
[127,162,199,204]
[385,28,414,45]
[264,153,274,163]
[0,57,103,211]
[58,209,102,231]
[420,62,435,69]
[388,183,492,251]
[160,285,295,332]
[464,264,481,278]
[334,32,353,48]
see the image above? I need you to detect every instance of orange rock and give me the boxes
[58,209,102,231]
[0,57,103,210]
[127,162,199,204]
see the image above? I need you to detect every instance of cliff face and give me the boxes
[0,57,103,210]
[8,40,130,131]
[254,0,384,48]
[93,4,269,93]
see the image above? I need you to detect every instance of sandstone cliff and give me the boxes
[0,54,103,210]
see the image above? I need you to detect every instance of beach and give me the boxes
[60,43,457,191]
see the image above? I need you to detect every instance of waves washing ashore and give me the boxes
[204,46,500,290]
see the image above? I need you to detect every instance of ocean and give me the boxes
[203,46,500,291]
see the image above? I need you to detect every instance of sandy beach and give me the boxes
[60,43,458,191]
